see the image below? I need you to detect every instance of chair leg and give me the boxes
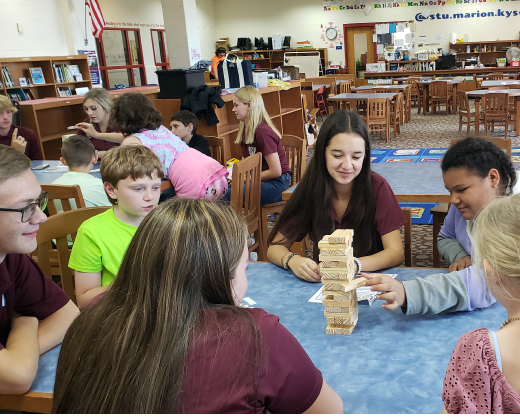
[458,115,462,132]
[260,206,270,262]
[254,225,267,262]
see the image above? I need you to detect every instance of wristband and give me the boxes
[284,253,300,270]
[281,251,291,268]
[353,257,362,275]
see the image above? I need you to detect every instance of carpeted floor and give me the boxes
[274,102,519,268]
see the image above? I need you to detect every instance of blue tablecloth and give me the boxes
[31,161,101,185]
[29,263,506,413]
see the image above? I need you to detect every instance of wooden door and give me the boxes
[345,26,375,85]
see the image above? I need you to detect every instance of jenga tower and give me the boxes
[318,229,363,335]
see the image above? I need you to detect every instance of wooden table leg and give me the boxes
[516,97,520,136]
[474,98,480,135]
[452,85,458,114]
[432,212,444,268]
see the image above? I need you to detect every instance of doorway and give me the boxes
[344,25,376,84]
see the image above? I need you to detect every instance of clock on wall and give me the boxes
[326,27,338,41]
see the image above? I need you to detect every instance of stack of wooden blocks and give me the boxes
[318,229,364,336]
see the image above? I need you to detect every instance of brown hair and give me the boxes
[0,144,31,187]
[100,145,164,205]
[52,199,264,413]
[61,135,95,168]
[169,110,198,133]
[109,92,163,137]
[0,95,17,114]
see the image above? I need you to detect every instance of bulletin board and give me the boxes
[284,52,321,78]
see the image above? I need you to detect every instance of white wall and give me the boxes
[197,0,217,60]
[213,0,520,64]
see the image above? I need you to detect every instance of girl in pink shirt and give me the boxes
[111,92,228,200]
[442,194,520,414]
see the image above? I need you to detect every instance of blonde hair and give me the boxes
[100,145,164,205]
[0,95,17,114]
[83,88,113,114]
[472,194,520,300]
[234,85,281,145]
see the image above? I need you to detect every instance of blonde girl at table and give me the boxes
[224,85,292,205]
[267,110,407,282]
[52,199,342,414]
[75,88,124,158]
[442,194,520,413]
[364,137,520,314]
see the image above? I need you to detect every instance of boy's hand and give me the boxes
[11,128,27,154]
[361,272,406,310]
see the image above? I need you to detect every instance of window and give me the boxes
[151,29,169,71]
[96,28,147,88]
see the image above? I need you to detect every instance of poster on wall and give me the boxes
[78,50,101,87]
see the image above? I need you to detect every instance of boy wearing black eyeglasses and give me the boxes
[0,145,79,395]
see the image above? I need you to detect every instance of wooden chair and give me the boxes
[229,153,266,261]
[41,184,86,216]
[364,98,390,142]
[330,81,337,95]
[302,94,318,140]
[339,81,351,94]
[457,91,476,134]
[430,81,451,115]
[473,73,481,90]
[260,135,306,257]
[408,80,420,108]
[36,206,111,304]
[205,135,228,166]
[389,92,402,138]
[485,72,504,81]
[315,85,328,121]
[481,92,509,138]
[161,179,173,191]
[301,81,314,112]
[401,207,412,267]
[404,84,412,122]
[369,87,389,93]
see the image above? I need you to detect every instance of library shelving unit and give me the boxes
[19,86,160,159]
[0,55,92,100]
[155,81,305,161]
[228,49,328,73]
[449,40,520,66]
[386,60,434,71]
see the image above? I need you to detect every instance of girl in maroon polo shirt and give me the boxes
[53,200,342,414]
[224,85,292,205]
[267,110,406,282]
[75,88,123,158]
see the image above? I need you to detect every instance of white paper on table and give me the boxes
[377,44,384,54]
[395,39,404,48]
[240,297,257,308]
[308,274,398,304]
[42,164,68,172]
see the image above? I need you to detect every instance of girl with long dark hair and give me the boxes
[267,110,406,282]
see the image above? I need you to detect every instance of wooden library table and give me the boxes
[466,89,520,135]
[2,263,508,414]
[417,79,464,115]
[481,80,520,88]
[327,92,398,111]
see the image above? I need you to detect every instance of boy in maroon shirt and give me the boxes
[0,145,79,394]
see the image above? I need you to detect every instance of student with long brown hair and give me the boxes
[53,199,342,414]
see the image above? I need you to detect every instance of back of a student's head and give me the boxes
[61,135,95,168]
[169,110,198,134]
[0,144,31,194]
[100,145,164,205]
[109,92,163,137]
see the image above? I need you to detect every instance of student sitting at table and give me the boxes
[223,85,292,205]
[53,199,343,414]
[267,110,406,282]
[0,95,43,160]
[115,92,228,200]
[442,194,520,414]
[68,145,163,310]
[0,145,79,394]
[169,110,211,156]
[51,135,111,212]
[364,137,520,314]
[211,47,227,80]
[75,88,124,158]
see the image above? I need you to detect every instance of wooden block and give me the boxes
[321,271,351,280]
[325,324,356,335]
[319,264,356,273]
[324,306,358,317]
[322,278,364,292]
[322,294,356,307]
[319,248,351,257]
[327,229,354,244]
[318,237,350,252]
[326,314,358,325]
[320,259,355,269]
[333,293,356,302]
[319,254,353,262]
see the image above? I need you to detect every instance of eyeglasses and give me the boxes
[0,191,48,223]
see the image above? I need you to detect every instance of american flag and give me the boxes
[86,0,105,39]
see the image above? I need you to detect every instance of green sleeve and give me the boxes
[68,225,103,273]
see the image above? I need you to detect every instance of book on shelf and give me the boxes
[29,67,45,85]
[57,87,74,97]
[7,88,28,102]
[53,64,84,83]
[2,67,14,87]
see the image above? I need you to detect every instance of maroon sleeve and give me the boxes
[254,310,323,414]
[254,125,279,157]
[17,127,43,160]
[12,254,70,319]
[278,214,310,244]
[372,172,407,237]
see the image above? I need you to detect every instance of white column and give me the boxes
[161,0,202,68]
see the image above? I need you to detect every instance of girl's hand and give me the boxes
[288,256,322,283]
[361,272,406,310]
[449,255,472,272]
[75,122,98,137]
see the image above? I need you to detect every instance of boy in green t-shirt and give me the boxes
[69,145,164,309]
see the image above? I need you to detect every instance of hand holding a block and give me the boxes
[361,273,406,310]
[289,256,321,283]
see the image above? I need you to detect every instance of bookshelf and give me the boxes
[155,81,305,161]
[0,55,92,101]
[449,40,520,66]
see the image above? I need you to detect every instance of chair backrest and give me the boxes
[487,73,503,80]
[484,92,509,114]
[301,94,310,123]
[36,206,111,303]
[473,73,481,89]
[205,135,227,166]
[431,80,448,96]
[370,87,388,93]
[339,81,351,94]
[457,91,470,112]
[41,184,86,216]
[330,81,337,95]
[366,97,389,121]
[401,207,412,267]
[230,153,262,236]
[160,179,173,191]
[281,135,306,186]
[450,136,512,157]
[301,81,313,90]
